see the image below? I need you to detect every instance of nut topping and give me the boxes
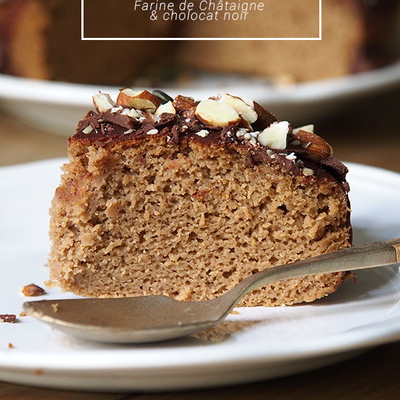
[155,101,176,116]
[21,283,46,296]
[220,94,258,125]
[258,121,290,150]
[291,129,333,159]
[0,314,16,323]
[173,95,199,112]
[92,93,115,113]
[293,124,314,134]
[195,99,241,128]
[82,90,336,169]
[116,89,161,113]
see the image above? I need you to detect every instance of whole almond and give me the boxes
[292,130,333,159]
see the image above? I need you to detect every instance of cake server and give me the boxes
[23,238,400,344]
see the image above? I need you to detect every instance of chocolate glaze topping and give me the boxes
[72,92,349,191]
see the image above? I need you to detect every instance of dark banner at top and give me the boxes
[81,0,321,40]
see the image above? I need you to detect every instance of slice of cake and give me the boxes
[47,90,352,306]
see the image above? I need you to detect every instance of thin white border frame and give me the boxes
[81,0,322,41]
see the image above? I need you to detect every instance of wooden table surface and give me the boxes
[1,86,400,399]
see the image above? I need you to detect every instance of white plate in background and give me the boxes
[0,160,400,392]
[1,60,400,136]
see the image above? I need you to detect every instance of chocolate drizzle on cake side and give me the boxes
[72,89,349,192]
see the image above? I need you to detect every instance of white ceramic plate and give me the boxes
[1,60,400,136]
[0,160,400,392]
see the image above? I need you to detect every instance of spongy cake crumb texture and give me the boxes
[48,91,352,306]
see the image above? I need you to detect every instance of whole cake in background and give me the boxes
[178,0,400,83]
[0,0,175,85]
[0,0,399,85]
[47,89,352,306]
